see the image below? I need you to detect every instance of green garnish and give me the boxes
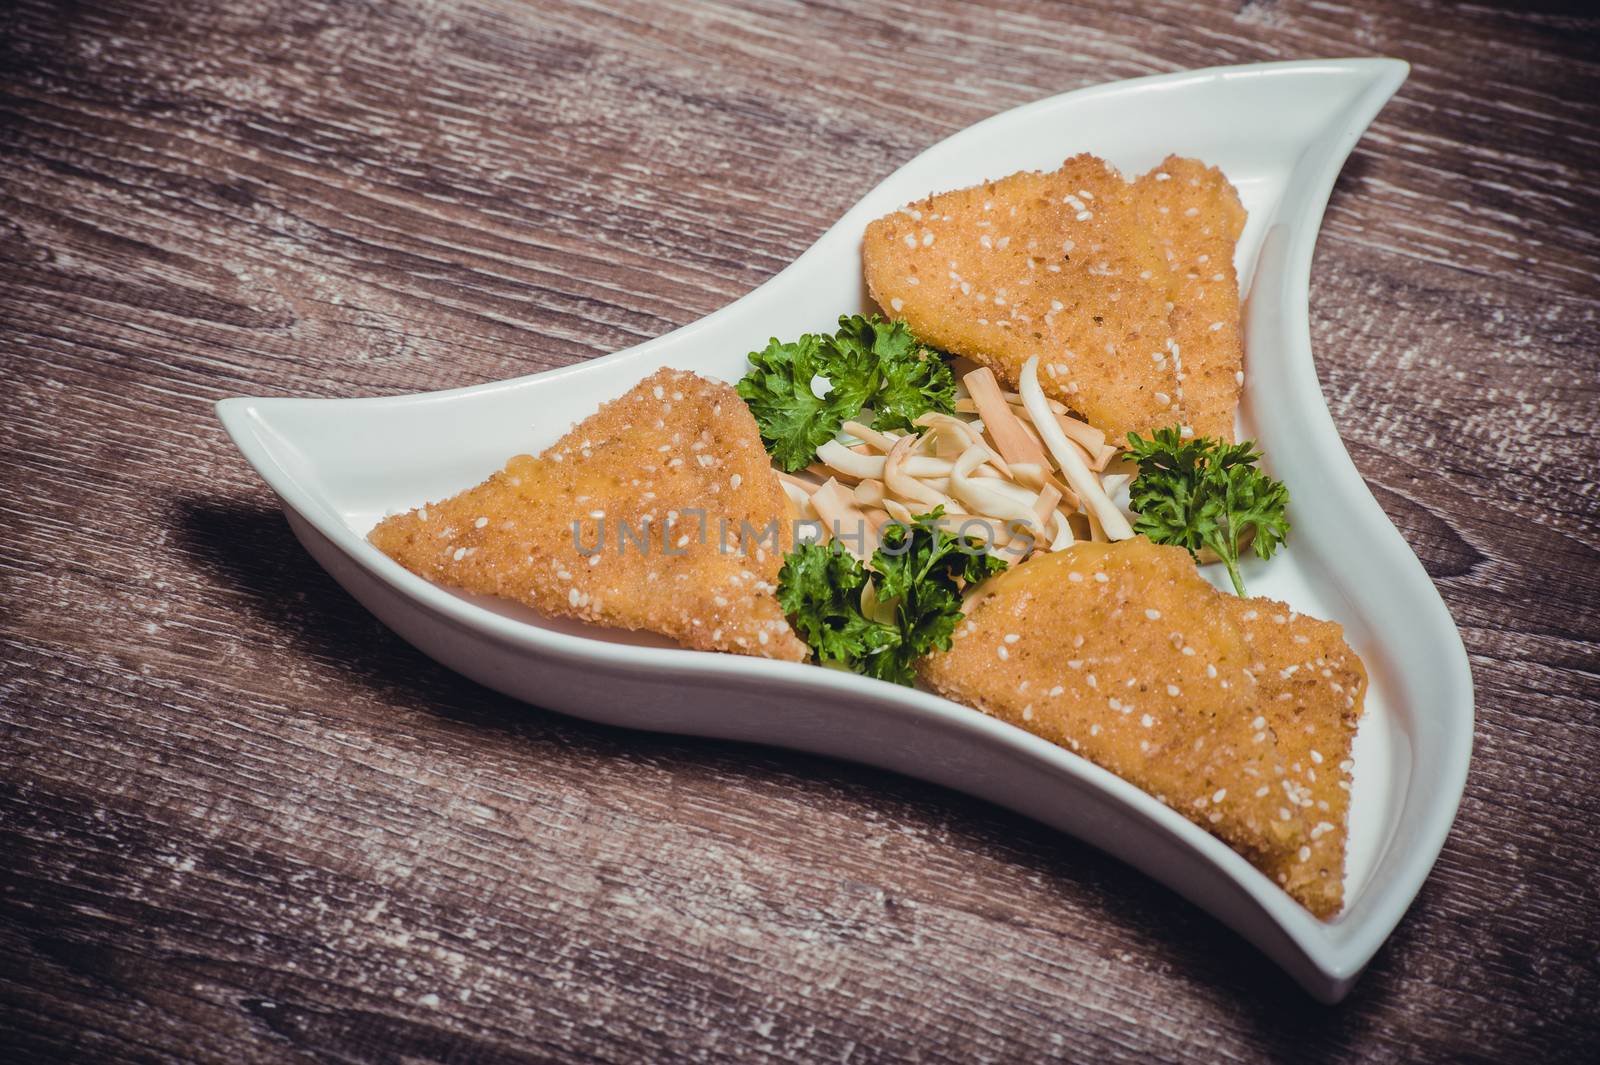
[1125,428,1290,596]
[735,315,955,471]
[831,314,957,432]
[776,508,1006,686]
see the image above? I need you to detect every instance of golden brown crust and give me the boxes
[369,368,808,662]
[1132,156,1248,442]
[862,154,1246,444]
[920,540,1366,918]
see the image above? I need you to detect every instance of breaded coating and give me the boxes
[863,154,1246,444]
[1133,156,1247,442]
[920,539,1366,917]
[369,368,808,662]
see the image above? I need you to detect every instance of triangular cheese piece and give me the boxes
[920,539,1366,918]
[370,368,807,661]
[863,153,1246,444]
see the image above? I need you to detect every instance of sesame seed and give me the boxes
[1004,633,1020,644]
[568,588,581,606]
[1022,705,1034,721]
[1298,846,1311,862]
[1075,210,1092,221]
[1049,685,1064,696]
[1166,684,1180,697]
[1209,321,1225,332]
[452,547,466,561]
[903,233,917,249]
[1184,207,1199,217]
[1086,673,1097,688]
[1140,713,1154,728]
[996,645,1009,661]
[1093,572,1108,583]
[1068,571,1084,583]
[1145,609,1162,620]
[1279,807,1291,821]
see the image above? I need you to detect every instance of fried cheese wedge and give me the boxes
[920,538,1366,917]
[369,368,808,661]
[863,154,1246,444]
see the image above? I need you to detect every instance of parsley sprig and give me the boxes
[735,315,955,471]
[1125,428,1290,596]
[776,509,1006,686]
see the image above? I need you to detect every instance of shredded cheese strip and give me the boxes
[841,420,900,452]
[885,435,954,511]
[1019,356,1133,540]
[811,477,879,560]
[964,367,1049,468]
[955,396,1114,464]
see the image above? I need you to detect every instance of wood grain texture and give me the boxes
[2,1,1598,1061]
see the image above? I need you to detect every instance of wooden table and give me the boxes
[3,1,1597,1061]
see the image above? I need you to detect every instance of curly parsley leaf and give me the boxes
[777,509,1007,687]
[1125,428,1291,596]
[831,315,956,432]
[776,540,900,669]
[736,315,954,470]
[735,332,874,472]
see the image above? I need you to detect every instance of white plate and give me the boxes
[218,58,1472,1003]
